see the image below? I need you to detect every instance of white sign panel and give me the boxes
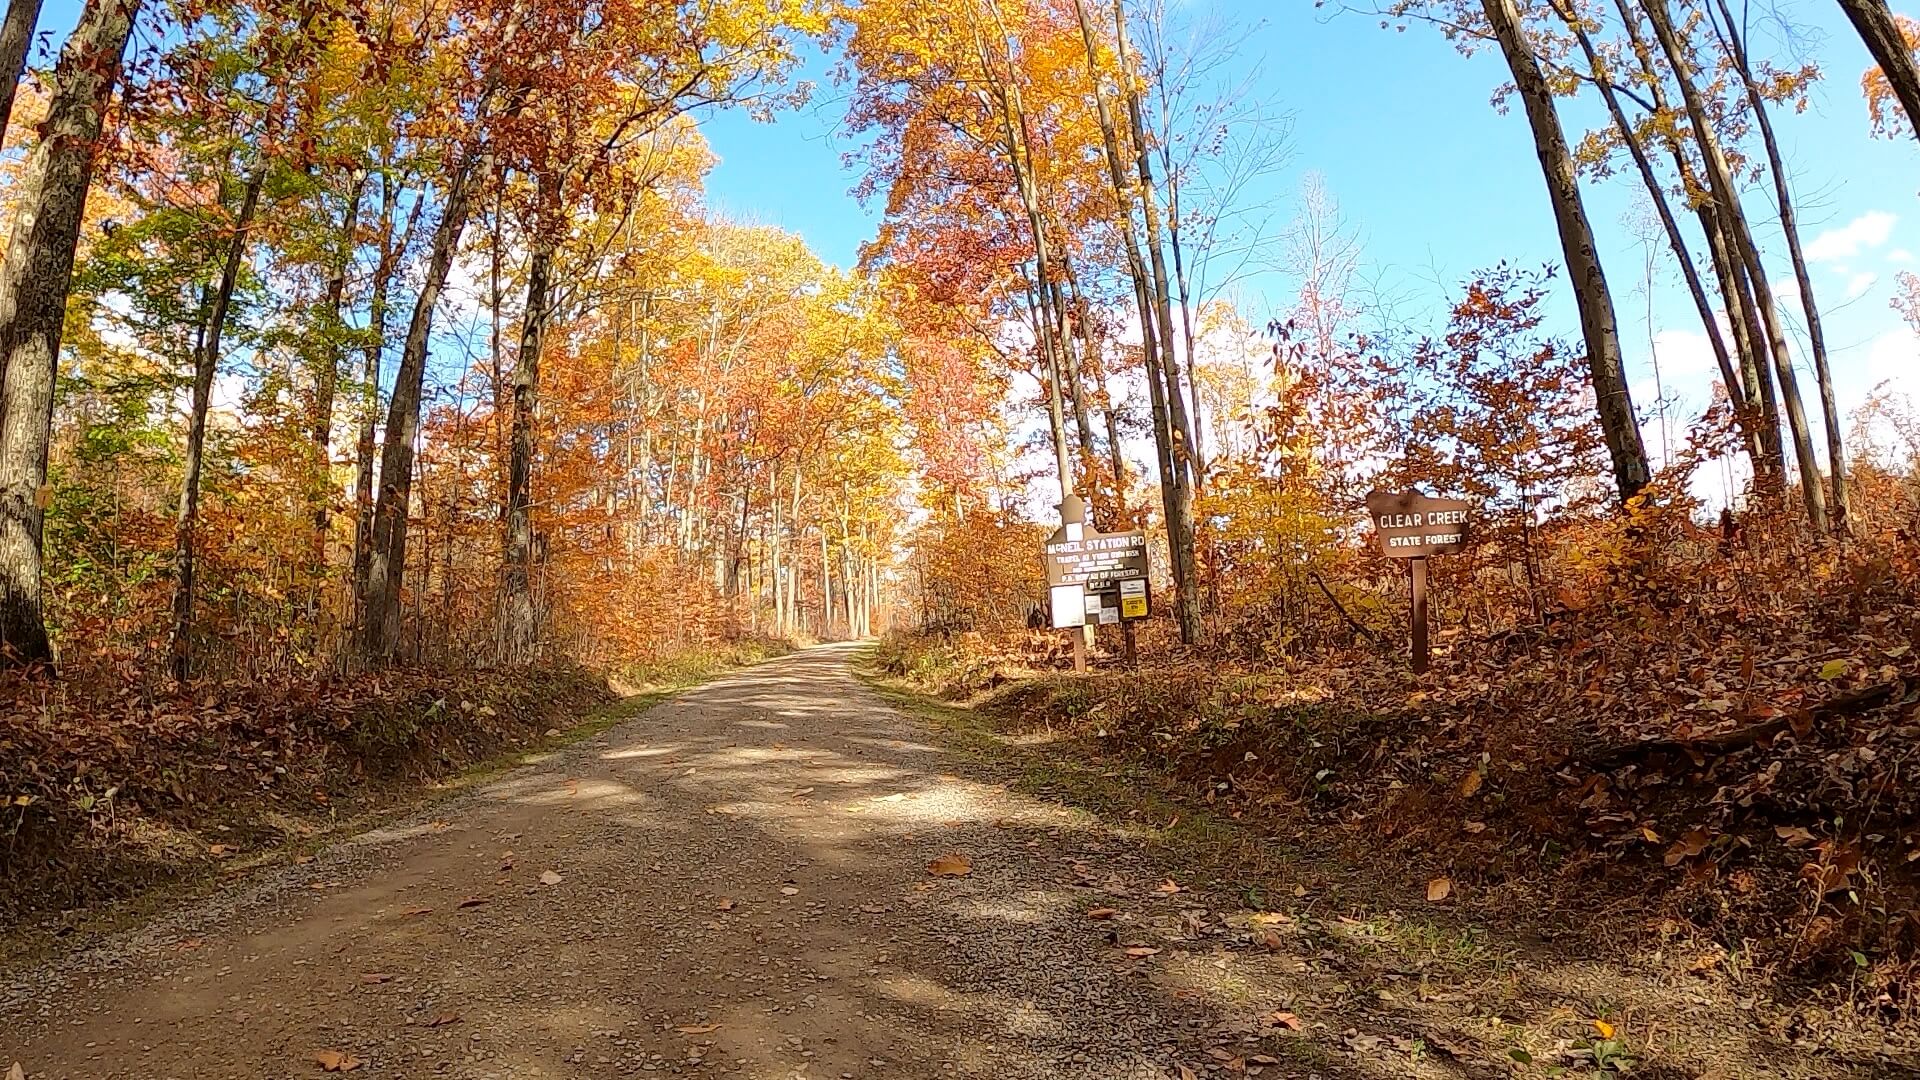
[1049,584,1086,629]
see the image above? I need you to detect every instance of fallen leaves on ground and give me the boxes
[359,973,393,984]
[1154,878,1183,894]
[674,1024,720,1035]
[1265,1011,1303,1031]
[457,897,488,909]
[716,897,736,911]
[7,1062,23,1080]
[1593,1018,1616,1038]
[540,870,564,886]
[312,1049,363,1071]
[1085,907,1118,919]
[418,1013,460,1028]
[401,907,432,917]
[1427,877,1451,902]
[1122,945,1161,957]
[926,853,972,877]
[1664,829,1712,867]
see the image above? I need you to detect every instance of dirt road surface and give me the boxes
[3,644,1902,1079]
[0,645,1303,1079]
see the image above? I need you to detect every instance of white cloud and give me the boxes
[1890,248,1915,264]
[1806,211,1898,262]
[1649,328,1720,382]
[1773,277,1802,307]
[1866,325,1920,388]
[1846,272,1880,301]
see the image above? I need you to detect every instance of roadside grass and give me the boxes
[851,651,1751,1079]
[857,650,1301,906]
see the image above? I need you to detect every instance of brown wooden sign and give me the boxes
[1364,490,1473,559]
[1364,490,1474,674]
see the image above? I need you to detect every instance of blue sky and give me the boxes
[25,0,1920,486]
[699,0,1920,484]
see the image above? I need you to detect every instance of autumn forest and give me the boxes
[3,0,1920,1073]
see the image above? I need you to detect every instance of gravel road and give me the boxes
[0,644,1334,1080]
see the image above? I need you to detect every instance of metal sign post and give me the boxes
[1364,490,1472,675]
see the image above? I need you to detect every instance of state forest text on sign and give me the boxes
[1364,491,1474,559]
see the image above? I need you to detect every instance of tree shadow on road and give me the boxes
[4,644,1909,1079]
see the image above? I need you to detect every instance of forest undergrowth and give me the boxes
[877,525,1920,1031]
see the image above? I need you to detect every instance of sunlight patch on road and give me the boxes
[598,743,687,760]
[956,890,1079,927]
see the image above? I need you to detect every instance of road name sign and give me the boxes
[1044,529,1149,590]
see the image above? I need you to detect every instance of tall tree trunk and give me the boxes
[1609,0,1780,485]
[966,5,1073,498]
[353,174,411,637]
[1838,0,1920,143]
[1069,0,1197,642]
[1049,275,1098,476]
[0,0,43,148]
[1112,0,1200,641]
[169,167,264,682]
[360,150,485,661]
[311,177,363,574]
[1708,205,1782,475]
[0,0,140,668]
[1113,1,1200,489]
[1021,277,1074,496]
[1642,0,1829,531]
[1481,0,1649,502]
[1153,98,1208,479]
[498,203,553,664]
[1714,0,1851,528]
[1552,0,1756,469]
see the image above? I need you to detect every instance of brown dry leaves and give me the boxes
[926,853,972,877]
[1663,829,1712,867]
[1426,877,1451,902]
[312,1049,362,1071]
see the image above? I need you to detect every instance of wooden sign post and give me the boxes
[1043,494,1149,673]
[1364,490,1473,674]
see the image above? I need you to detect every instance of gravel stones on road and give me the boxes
[1,645,1309,1080]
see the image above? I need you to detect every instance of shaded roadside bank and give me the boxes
[0,638,791,967]
[859,636,1920,1076]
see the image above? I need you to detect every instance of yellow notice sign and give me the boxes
[1121,594,1147,618]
